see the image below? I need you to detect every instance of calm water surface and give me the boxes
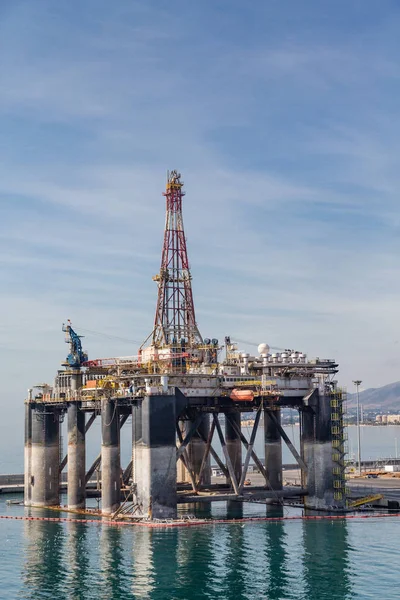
[1,497,400,599]
[1,425,400,598]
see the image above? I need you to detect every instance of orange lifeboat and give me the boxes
[230,389,254,402]
[83,380,98,389]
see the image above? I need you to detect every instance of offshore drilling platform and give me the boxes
[24,170,348,520]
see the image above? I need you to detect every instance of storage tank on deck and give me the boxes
[241,353,250,375]
[258,343,270,356]
[160,376,169,393]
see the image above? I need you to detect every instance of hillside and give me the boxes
[347,381,400,411]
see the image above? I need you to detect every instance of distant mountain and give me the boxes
[347,381,400,411]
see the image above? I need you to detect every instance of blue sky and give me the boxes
[1,0,400,446]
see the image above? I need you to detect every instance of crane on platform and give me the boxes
[62,320,88,368]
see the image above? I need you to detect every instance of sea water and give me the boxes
[1,425,400,598]
[0,496,400,599]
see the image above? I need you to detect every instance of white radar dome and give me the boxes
[258,343,270,355]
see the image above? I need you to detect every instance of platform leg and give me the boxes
[302,392,338,510]
[67,403,86,509]
[30,408,60,507]
[135,395,177,519]
[101,399,120,515]
[225,412,242,485]
[264,408,283,493]
[24,403,33,505]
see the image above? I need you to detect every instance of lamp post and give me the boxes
[353,380,362,475]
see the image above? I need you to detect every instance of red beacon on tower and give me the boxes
[140,170,219,372]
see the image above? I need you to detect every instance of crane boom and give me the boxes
[62,320,88,368]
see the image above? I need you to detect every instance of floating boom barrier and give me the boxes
[1,511,400,528]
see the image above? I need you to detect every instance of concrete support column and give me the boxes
[177,420,189,484]
[266,504,284,518]
[301,407,316,506]
[30,408,60,507]
[192,414,211,486]
[67,403,86,509]
[301,391,336,510]
[24,402,32,505]
[70,371,81,395]
[179,415,211,486]
[226,502,243,520]
[132,403,142,485]
[225,412,242,485]
[101,399,120,515]
[264,408,283,492]
[135,394,177,519]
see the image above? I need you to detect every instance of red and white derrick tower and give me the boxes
[151,170,203,349]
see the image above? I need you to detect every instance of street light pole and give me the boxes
[353,380,362,475]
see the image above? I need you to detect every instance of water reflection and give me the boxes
[132,529,180,599]
[64,521,90,600]
[303,519,352,600]
[99,525,128,599]
[20,511,354,600]
[175,526,214,599]
[264,520,290,599]
[223,520,248,600]
[131,529,156,599]
[22,519,68,600]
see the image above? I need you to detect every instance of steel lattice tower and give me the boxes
[152,170,202,348]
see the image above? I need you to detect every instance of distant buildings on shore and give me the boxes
[242,411,400,426]
[376,414,400,424]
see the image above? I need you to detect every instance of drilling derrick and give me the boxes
[152,170,202,348]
